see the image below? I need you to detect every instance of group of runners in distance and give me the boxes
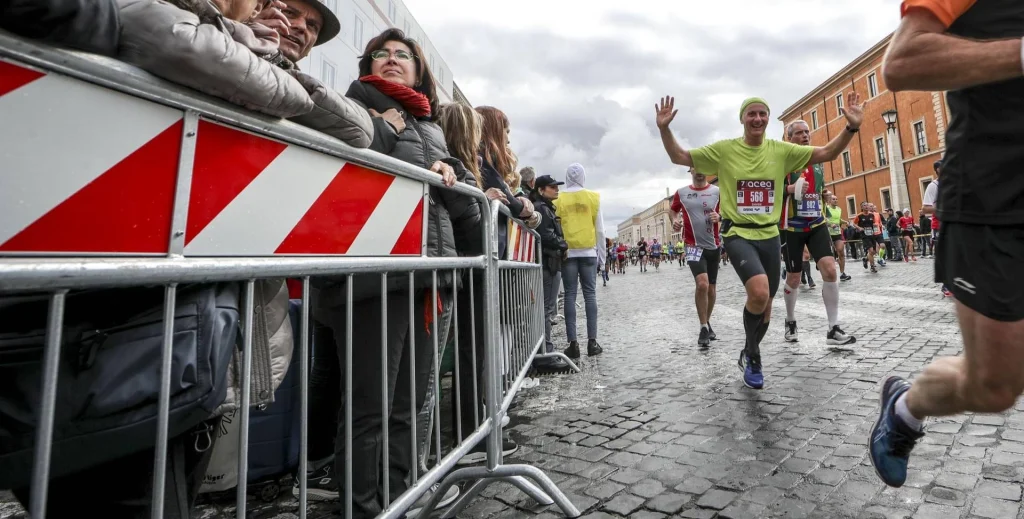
[650,0,1024,494]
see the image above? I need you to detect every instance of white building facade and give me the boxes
[297,0,456,104]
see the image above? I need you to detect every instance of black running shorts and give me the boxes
[830,233,844,244]
[781,225,834,273]
[862,235,878,251]
[935,222,1024,321]
[724,235,782,298]
[687,247,721,284]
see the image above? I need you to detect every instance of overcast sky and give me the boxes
[409,1,902,236]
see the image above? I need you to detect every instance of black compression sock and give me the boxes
[742,308,765,357]
[753,321,770,357]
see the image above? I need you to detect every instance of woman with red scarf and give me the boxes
[305,28,477,517]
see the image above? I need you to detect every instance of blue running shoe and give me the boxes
[742,355,763,389]
[869,376,924,487]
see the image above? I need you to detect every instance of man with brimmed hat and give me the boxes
[655,92,864,389]
[530,175,572,373]
[255,0,372,147]
[669,166,722,348]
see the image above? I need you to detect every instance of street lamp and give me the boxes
[881,109,911,210]
[882,109,898,130]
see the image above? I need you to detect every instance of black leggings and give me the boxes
[724,235,782,298]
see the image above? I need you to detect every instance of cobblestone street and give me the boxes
[6,259,1024,519]
[471,257,1024,519]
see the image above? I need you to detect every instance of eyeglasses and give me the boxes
[369,49,415,62]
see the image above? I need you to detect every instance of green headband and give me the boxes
[740,97,770,121]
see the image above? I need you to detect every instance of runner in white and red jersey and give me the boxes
[670,168,722,348]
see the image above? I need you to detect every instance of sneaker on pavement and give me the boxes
[871,266,878,274]
[405,484,460,518]
[826,325,856,346]
[840,273,852,281]
[942,286,953,298]
[707,323,717,340]
[869,377,924,487]
[565,341,580,359]
[784,320,798,342]
[741,355,764,389]
[587,339,603,356]
[533,357,571,375]
[698,327,710,348]
[294,462,337,501]
[863,257,868,269]
[808,281,816,288]
[457,438,520,466]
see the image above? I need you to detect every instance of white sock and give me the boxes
[895,393,924,431]
[701,323,709,330]
[822,281,840,328]
[783,283,798,321]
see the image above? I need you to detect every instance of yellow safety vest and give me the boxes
[554,190,600,250]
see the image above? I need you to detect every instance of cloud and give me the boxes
[409,1,901,232]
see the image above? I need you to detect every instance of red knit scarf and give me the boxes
[359,75,431,118]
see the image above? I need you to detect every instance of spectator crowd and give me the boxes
[0,1,605,518]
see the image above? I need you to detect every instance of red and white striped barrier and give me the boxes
[0,59,426,257]
[506,219,536,263]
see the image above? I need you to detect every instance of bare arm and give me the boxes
[810,91,864,164]
[884,8,1022,92]
[655,96,694,167]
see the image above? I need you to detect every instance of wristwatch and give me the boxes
[846,125,859,134]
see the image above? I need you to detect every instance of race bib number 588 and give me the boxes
[736,180,775,214]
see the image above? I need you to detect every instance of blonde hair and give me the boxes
[437,103,483,188]
[509,171,521,192]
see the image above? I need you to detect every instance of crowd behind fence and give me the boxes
[0,31,579,519]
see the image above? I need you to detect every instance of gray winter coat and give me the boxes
[116,0,313,118]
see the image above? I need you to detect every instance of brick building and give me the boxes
[779,35,949,219]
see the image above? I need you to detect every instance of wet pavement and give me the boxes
[5,257,1024,518]
[470,256,1024,519]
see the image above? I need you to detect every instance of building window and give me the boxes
[404,19,411,36]
[324,0,335,11]
[921,178,933,201]
[811,110,819,130]
[430,55,436,76]
[353,16,363,49]
[388,0,396,21]
[836,93,844,114]
[842,150,852,177]
[914,121,928,154]
[868,72,879,97]
[846,195,856,216]
[321,59,336,89]
[881,188,892,211]
[875,136,888,166]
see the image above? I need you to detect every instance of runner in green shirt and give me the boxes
[655,93,864,389]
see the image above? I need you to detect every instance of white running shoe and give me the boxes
[784,320,798,342]
[826,325,856,346]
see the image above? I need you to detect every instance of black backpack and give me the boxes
[0,283,240,488]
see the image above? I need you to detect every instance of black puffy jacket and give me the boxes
[2,0,120,55]
[335,81,481,297]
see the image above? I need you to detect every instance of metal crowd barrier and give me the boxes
[0,32,578,519]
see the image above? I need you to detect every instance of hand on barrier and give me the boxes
[429,161,457,187]
[253,0,291,41]
[518,197,535,218]
[369,108,406,133]
[485,188,508,202]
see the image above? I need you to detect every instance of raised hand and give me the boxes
[844,91,864,129]
[655,96,678,129]
[254,0,290,38]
